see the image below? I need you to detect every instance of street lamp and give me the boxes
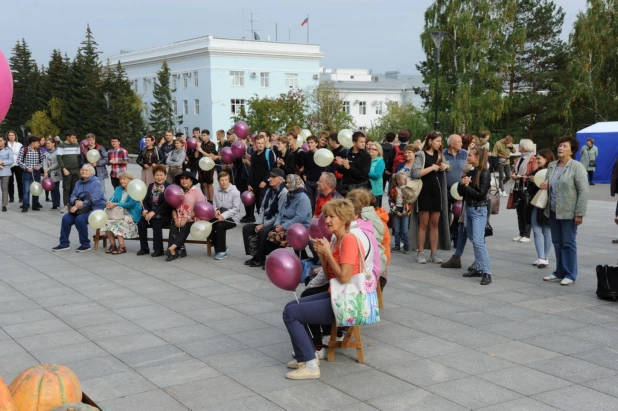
[19,125,26,144]
[430,31,447,132]
[103,92,112,138]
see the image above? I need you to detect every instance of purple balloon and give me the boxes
[309,218,324,240]
[41,177,55,192]
[221,147,236,164]
[241,190,255,206]
[194,201,215,221]
[186,137,198,151]
[234,121,249,139]
[251,133,258,143]
[318,214,332,238]
[265,248,302,291]
[287,223,310,250]
[452,200,463,219]
[164,184,185,209]
[231,141,246,158]
[301,143,309,152]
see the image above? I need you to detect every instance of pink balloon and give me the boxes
[286,223,309,250]
[234,121,249,139]
[265,248,302,291]
[0,50,13,123]
[164,184,185,208]
[221,147,236,164]
[452,200,463,219]
[318,214,332,238]
[301,143,309,152]
[309,218,324,240]
[80,139,88,147]
[251,133,258,143]
[41,177,55,192]
[186,138,198,150]
[231,141,246,158]
[241,190,255,206]
[194,200,215,220]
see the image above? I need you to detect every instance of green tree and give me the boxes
[367,102,429,142]
[39,49,71,132]
[27,110,59,137]
[3,39,39,135]
[306,82,354,133]
[149,59,181,135]
[233,90,308,133]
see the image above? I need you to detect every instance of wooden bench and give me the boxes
[327,325,364,363]
[93,228,212,256]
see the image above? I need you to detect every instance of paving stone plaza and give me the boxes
[1,165,618,410]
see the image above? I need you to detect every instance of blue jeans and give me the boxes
[283,291,335,363]
[22,170,41,206]
[549,212,578,280]
[454,222,468,258]
[59,211,93,248]
[50,183,61,208]
[392,211,410,248]
[531,208,552,259]
[465,206,491,274]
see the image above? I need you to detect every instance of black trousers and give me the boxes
[245,186,267,218]
[515,192,531,238]
[587,170,594,184]
[111,177,120,189]
[8,166,23,201]
[168,222,194,249]
[209,219,236,253]
[242,222,274,261]
[62,169,80,206]
[305,180,318,212]
[138,218,165,252]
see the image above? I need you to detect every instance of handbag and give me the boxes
[105,206,125,220]
[506,191,517,209]
[530,189,548,209]
[71,192,93,215]
[329,235,380,326]
[588,147,596,167]
[485,221,493,237]
[596,265,618,301]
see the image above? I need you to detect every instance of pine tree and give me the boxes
[149,60,181,135]
[39,49,71,133]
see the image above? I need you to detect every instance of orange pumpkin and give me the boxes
[9,364,81,411]
[0,377,17,411]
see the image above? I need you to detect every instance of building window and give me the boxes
[182,73,188,89]
[359,126,367,132]
[260,72,270,88]
[375,102,383,115]
[183,100,188,115]
[230,99,246,115]
[285,73,299,88]
[342,101,350,114]
[171,75,176,90]
[194,71,199,87]
[143,78,148,92]
[359,101,367,115]
[230,71,245,87]
[172,100,177,115]
[194,99,200,115]
[184,126,189,136]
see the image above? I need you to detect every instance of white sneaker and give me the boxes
[60,206,67,214]
[537,259,549,268]
[501,191,508,197]
[429,252,443,264]
[316,348,326,360]
[543,274,561,282]
[416,252,427,264]
[519,237,531,243]
[513,236,522,242]
[532,259,541,266]
[560,278,574,286]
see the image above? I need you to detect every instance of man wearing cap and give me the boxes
[242,168,288,267]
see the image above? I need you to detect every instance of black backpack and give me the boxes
[596,265,618,301]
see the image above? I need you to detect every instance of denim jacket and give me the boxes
[543,158,589,220]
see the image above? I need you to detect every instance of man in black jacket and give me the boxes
[247,135,276,221]
[334,131,371,196]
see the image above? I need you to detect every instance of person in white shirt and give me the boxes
[5,131,23,203]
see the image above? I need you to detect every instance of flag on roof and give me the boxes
[301,17,308,26]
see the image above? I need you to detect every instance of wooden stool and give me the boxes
[327,325,364,363]
[377,283,384,309]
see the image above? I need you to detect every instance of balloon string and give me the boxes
[294,291,314,339]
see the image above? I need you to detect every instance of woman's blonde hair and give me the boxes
[118,172,135,181]
[321,199,355,229]
[368,141,383,157]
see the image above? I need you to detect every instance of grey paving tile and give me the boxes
[47,301,107,317]
[528,356,617,383]
[114,303,177,320]
[164,376,255,409]
[139,359,220,388]
[521,313,589,332]
[433,348,517,375]
[444,310,506,327]
[199,395,284,411]
[321,369,415,401]
[533,384,618,411]
[426,375,521,409]
[367,388,467,411]
[480,320,551,339]
[0,309,56,326]
[97,332,168,354]
[477,397,561,411]
[479,341,562,365]
[116,344,191,370]
[0,352,39,373]
[3,318,73,339]
[264,381,359,411]
[178,335,250,358]
[64,355,132,380]
[61,310,127,329]
[99,389,188,411]
[481,304,544,321]
[0,339,27,356]
[203,348,281,373]
[522,332,600,355]
[391,335,468,358]
[360,320,428,343]
[29,341,108,364]
[477,365,572,396]
[583,374,618,397]
[0,298,40,314]
[81,370,157,401]
[158,297,221,313]
[16,329,89,351]
[207,291,265,306]
[78,320,145,340]
[562,325,618,345]
[132,313,197,331]
[228,364,317,394]
[227,326,293,349]
[184,306,245,323]
[151,324,222,345]
[208,316,271,335]
[385,358,467,387]
[572,346,618,371]
[97,295,154,310]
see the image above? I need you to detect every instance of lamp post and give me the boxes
[103,92,112,139]
[430,31,447,132]
[19,125,26,144]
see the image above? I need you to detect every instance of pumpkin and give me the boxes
[9,364,81,411]
[0,377,17,411]
[51,403,99,411]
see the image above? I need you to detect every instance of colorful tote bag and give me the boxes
[329,235,380,326]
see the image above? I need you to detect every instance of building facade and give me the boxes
[107,36,323,134]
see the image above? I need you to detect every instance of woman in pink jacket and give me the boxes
[166,171,205,261]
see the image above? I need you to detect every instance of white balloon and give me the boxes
[127,179,147,201]
[300,129,312,139]
[190,221,212,241]
[533,169,547,188]
[88,210,108,229]
[450,183,463,201]
[86,149,101,164]
[338,129,353,148]
[199,157,215,171]
[296,135,304,146]
[314,148,334,167]
[29,182,43,196]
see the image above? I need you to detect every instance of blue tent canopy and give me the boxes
[576,122,618,184]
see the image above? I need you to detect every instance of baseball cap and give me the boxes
[268,168,285,179]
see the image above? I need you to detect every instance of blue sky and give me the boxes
[0,0,588,74]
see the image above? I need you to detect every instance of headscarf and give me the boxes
[285,174,307,207]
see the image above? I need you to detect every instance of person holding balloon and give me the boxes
[166,171,205,261]
[166,137,186,185]
[526,149,555,268]
[302,136,331,211]
[137,135,165,187]
[43,138,62,210]
[137,165,171,257]
[107,137,130,189]
[247,135,276,220]
[333,131,371,197]
[208,171,241,260]
[17,136,44,212]
[57,131,82,213]
[196,129,218,203]
[0,134,15,212]
[52,164,106,252]
[80,133,109,193]
[101,172,142,255]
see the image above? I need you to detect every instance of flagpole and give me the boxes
[307,14,309,44]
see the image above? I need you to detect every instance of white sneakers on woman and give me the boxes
[543,274,574,286]
[537,259,549,268]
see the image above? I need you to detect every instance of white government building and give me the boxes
[107,35,424,134]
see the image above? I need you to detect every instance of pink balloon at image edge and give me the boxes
[286,223,310,250]
[301,143,309,152]
[221,147,236,164]
[0,49,13,123]
[318,214,332,238]
[241,190,255,206]
[234,121,249,139]
[265,248,302,291]
[194,201,215,220]
[231,141,246,158]
[186,138,198,150]
[41,177,55,191]
[309,219,324,240]
[164,184,185,208]
[452,201,463,219]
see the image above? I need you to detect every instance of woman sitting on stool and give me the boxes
[137,164,170,257]
[166,171,205,261]
[103,172,143,255]
[209,171,241,260]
